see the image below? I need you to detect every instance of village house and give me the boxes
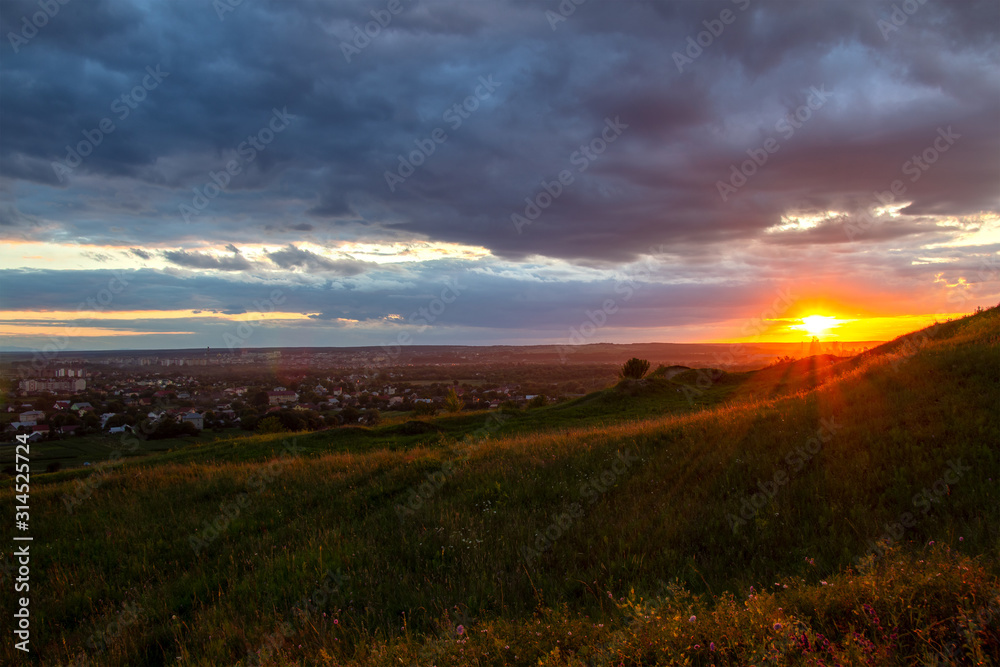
[267,390,298,406]
[181,412,204,430]
[19,410,45,424]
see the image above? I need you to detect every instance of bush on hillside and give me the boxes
[256,416,286,434]
[620,357,651,379]
[527,394,547,409]
[444,388,463,413]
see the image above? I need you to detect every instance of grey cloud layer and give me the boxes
[1,0,996,262]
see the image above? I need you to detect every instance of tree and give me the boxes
[444,388,463,413]
[239,409,260,431]
[338,406,361,425]
[256,416,286,434]
[620,357,651,380]
[363,409,381,426]
[80,412,101,434]
[527,394,547,409]
[412,402,438,417]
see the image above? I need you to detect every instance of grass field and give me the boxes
[1,308,998,665]
[0,429,249,474]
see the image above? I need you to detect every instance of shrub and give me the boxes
[444,388,463,413]
[412,402,438,417]
[338,406,361,425]
[256,416,286,434]
[620,357,650,379]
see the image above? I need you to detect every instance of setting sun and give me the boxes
[794,315,845,338]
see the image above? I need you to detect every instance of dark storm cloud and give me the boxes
[162,247,253,271]
[265,244,371,275]
[0,0,997,265]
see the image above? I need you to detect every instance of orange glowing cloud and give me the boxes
[724,312,970,343]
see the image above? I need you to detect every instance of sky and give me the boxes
[1,0,998,352]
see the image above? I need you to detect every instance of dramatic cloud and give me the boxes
[266,244,371,275]
[0,0,997,349]
[162,247,254,271]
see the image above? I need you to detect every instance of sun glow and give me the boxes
[793,315,846,338]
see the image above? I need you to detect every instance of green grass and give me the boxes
[1,307,998,665]
[0,428,248,473]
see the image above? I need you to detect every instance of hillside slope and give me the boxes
[3,308,998,665]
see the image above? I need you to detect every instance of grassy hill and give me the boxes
[2,308,998,665]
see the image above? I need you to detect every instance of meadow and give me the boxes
[1,308,998,665]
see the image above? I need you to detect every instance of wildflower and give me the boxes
[774,622,783,631]
[710,642,716,651]
[333,619,339,625]
[456,625,465,636]
[821,581,827,585]
[959,536,964,541]
[689,615,697,623]
[694,644,700,649]
[928,540,935,545]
